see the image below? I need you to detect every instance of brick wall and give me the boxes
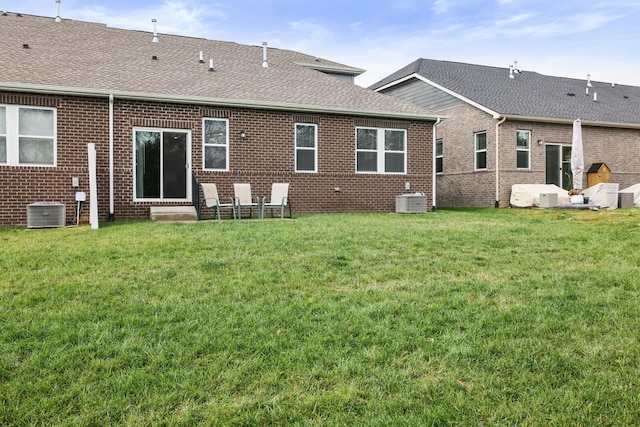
[435,104,640,207]
[0,92,434,226]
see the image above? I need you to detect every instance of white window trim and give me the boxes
[355,127,407,174]
[474,131,487,171]
[436,138,443,174]
[0,104,57,167]
[202,118,229,171]
[295,123,318,173]
[132,127,192,202]
[516,129,531,170]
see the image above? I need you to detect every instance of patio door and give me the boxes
[545,144,572,191]
[134,129,190,200]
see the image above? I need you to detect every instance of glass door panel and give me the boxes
[135,131,161,199]
[163,132,187,199]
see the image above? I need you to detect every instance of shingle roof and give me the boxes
[370,58,640,126]
[0,12,442,121]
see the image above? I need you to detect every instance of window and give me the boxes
[356,127,406,174]
[516,130,530,169]
[203,118,228,171]
[475,132,487,170]
[295,123,317,172]
[0,105,56,166]
[0,107,5,164]
[435,138,443,173]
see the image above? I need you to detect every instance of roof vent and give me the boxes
[587,74,593,87]
[209,59,214,72]
[22,43,30,49]
[593,92,598,102]
[509,65,514,79]
[1,11,7,16]
[262,42,269,68]
[567,93,576,97]
[151,18,159,43]
[151,55,158,60]
[55,0,62,22]
[513,60,520,73]
[199,51,204,63]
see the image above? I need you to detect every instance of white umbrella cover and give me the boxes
[571,119,584,190]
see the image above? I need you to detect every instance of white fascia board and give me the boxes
[500,114,640,129]
[374,73,501,119]
[0,82,445,122]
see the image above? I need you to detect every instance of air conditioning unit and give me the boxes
[396,194,427,213]
[27,202,66,228]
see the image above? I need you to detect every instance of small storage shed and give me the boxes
[587,162,611,188]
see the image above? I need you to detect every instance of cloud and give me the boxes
[431,0,451,14]
[74,0,229,38]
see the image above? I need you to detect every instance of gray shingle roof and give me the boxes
[0,12,441,121]
[370,58,640,126]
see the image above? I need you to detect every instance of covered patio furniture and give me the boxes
[261,183,291,219]
[234,183,260,219]
[199,183,236,220]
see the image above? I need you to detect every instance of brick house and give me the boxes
[370,58,640,207]
[0,13,442,226]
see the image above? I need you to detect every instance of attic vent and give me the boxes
[151,18,159,43]
[55,0,62,22]
[262,42,269,68]
[624,95,629,99]
[151,55,158,60]
[567,93,575,97]
[27,202,66,228]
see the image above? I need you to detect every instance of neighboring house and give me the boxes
[0,12,442,226]
[370,58,640,207]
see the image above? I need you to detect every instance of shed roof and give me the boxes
[0,12,441,121]
[370,58,640,126]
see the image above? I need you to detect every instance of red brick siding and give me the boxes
[0,91,434,226]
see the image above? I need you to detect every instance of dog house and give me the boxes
[587,162,611,188]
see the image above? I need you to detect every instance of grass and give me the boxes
[1,208,640,426]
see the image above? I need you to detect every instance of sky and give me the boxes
[4,0,640,88]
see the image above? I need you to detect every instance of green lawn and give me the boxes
[1,209,639,426]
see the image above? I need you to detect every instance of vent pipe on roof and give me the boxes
[587,74,593,87]
[509,65,514,79]
[55,0,61,22]
[152,18,159,43]
[513,60,520,73]
[209,59,214,72]
[262,42,269,68]
[199,51,204,63]
[593,92,598,102]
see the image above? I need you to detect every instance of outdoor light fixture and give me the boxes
[239,131,247,139]
[538,139,544,145]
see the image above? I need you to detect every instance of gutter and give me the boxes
[495,116,507,208]
[0,82,445,122]
[109,94,114,221]
[432,117,442,211]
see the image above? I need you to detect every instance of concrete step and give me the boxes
[150,206,198,222]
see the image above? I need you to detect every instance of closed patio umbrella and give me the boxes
[571,119,584,190]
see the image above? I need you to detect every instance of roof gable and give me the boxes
[371,58,640,126]
[0,12,441,121]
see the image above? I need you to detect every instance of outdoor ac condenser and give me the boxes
[395,194,427,213]
[27,202,66,228]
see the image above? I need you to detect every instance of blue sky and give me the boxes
[5,0,640,88]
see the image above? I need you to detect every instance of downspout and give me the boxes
[432,117,442,211]
[494,116,507,208]
[109,94,115,221]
